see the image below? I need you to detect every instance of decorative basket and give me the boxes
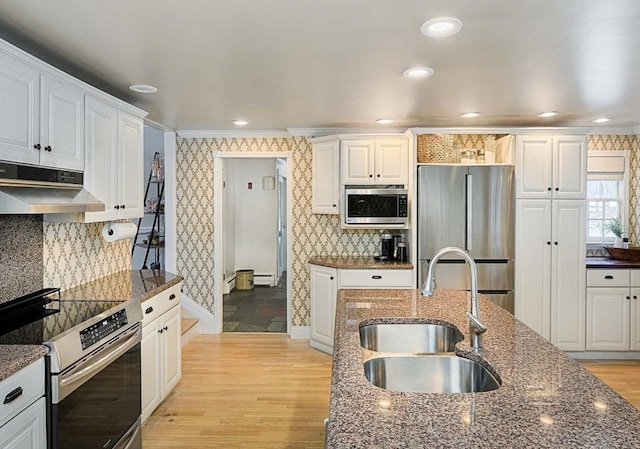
[604,246,640,261]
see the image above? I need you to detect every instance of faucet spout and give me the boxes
[421,246,487,350]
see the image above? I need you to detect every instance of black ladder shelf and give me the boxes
[132,152,165,269]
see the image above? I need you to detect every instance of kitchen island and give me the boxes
[327,288,640,448]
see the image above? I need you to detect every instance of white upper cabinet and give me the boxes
[516,134,586,199]
[311,139,340,214]
[118,111,144,219]
[341,138,408,185]
[0,52,84,171]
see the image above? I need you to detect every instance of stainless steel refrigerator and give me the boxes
[418,165,515,313]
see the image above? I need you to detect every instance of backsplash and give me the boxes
[0,215,43,304]
[175,137,380,327]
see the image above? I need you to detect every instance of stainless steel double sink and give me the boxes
[359,322,501,393]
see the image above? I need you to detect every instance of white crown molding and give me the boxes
[287,127,408,137]
[176,130,292,139]
[588,126,638,135]
[408,126,593,135]
[144,118,175,132]
[634,125,640,135]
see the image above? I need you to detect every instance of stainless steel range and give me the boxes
[0,288,143,449]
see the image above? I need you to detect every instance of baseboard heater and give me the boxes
[253,273,275,287]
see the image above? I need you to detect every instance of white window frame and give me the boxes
[586,150,630,248]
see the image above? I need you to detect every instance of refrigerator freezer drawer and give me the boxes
[419,260,514,291]
[339,269,413,288]
[480,291,514,314]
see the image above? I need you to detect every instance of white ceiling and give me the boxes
[0,0,638,132]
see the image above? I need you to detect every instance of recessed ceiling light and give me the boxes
[460,112,481,118]
[231,120,249,126]
[537,111,559,118]
[375,119,394,124]
[402,67,435,79]
[592,117,610,123]
[421,18,463,38]
[129,84,157,93]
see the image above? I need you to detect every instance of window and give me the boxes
[586,151,629,245]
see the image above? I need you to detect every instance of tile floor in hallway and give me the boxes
[222,272,287,332]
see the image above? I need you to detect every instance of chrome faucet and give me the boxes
[421,246,487,350]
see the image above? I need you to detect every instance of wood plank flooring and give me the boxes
[143,334,639,448]
[142,334,332,449]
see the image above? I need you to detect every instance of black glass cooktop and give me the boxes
[0,289,124,345]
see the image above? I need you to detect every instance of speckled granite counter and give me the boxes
[327,289,640,448]
[309,256,412,270]
[0,345,47,381]
[587,256,640,268]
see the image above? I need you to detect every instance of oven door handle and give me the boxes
[60,326,141,389]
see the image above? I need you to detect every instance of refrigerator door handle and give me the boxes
[466,173,473,255]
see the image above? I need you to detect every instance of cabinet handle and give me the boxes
[547,241,551,245]
[376,174,380,178]
[34,143,41,150]
[555,187,559,191]
[121,204,126,209]
[169,294,176,300]
[626,296,631,300]
[145,306,153,314]
[372,275,382,280]
[604,275,614,280]
[3,387,23,404]
[45,145,52,152]
[369,174,373,178]
[554,242,558,245]
[115,205,120,210]
[330,276,334,280]
[158,329,163,334]
[332,204,337,208]
[547,187,552,191]
[634,296,638,300]
[164,326,168,331]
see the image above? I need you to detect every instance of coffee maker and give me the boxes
[379,230,394,261]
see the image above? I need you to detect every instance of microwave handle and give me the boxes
[466,174,473,255]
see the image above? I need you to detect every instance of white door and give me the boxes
[311,140,339,213]
[374,139,408,184]
[515,200,552,338]
[341,140,374,184]
[586,287,630,351]
[515,135,553,199]
[141,319,162,423]
[0,53,39,165]
[553,135,587,199]
[39,74,84,170]
[83,96,118,222]
[310,264,337,350]
[631,287,640,351]
[161,306,182,395]
[118,111,144,219]
[550,200,586,351]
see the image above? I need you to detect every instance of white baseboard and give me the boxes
[566,351,640,360]
[181,294,217,334]
[254,273,275,287]
[223,276,236,295]
[181,321,199,347]
[309,339,333,355]
[289,325,310,340]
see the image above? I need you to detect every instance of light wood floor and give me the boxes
[142,334,333,449]
[143,335,639,448]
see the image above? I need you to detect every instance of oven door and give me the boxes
[50,325,142,449]
[345,189,407,224]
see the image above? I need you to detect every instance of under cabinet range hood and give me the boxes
[0,162,105,214]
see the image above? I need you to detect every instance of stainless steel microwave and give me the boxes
[344,187,408,225]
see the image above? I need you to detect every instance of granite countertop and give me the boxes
[309,256,413,270]
[0,270,183,381]
[327,288,640,448]
[586,256,640,268]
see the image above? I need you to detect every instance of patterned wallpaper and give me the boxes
[175,137,380,327]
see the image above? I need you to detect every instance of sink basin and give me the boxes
[359,322,463,354]
[363,355,501,393]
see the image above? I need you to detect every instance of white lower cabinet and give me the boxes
[586,269,640,351]
[141,283,183,424]
[310,264,413,354]
[0,359,45,449]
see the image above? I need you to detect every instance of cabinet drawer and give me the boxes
[141,282,182,325]
[587,269,629,287]
[0,358,44,427]
[339,269,413,288]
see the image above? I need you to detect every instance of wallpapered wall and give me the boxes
[175,137,381,327]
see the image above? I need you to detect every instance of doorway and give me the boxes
[213,152,292,334]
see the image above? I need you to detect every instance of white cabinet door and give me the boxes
[341,140,374,184]
[0,53,39,165]
[586,287,630,351]
[83,96,118,222]
[374,139,408,184]
[550,200,586,351]
[515,200,552,339]
[161,305,182,395]
[515,135,553,199]
[553,135,586,199]
[312,140,339,214]
[310,264,337,352]
[631,287,640,351]
[39,75,84,171]
[141,319,162,424]
[117,111,144,219]
[0,397,46,449]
